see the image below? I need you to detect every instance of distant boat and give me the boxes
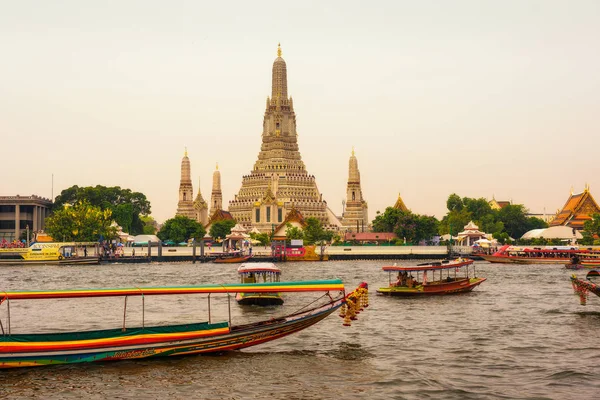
[376,258,485,296]
[214,253,253,264]
[481,244,597,265]
[0,242,99,266]
[236,263,284,306]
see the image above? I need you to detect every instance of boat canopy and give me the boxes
[382,259,473,272]
[0,279,344,301]
[238,262,281,274]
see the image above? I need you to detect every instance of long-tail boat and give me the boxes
[236,263,284,306]
[213,253,253,264]
[0,280,368,368]
[571,271,600,305]
[376,258,486,296]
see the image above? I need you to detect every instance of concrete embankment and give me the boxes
[102,246,472,263]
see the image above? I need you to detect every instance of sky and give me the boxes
[1,0,599,223]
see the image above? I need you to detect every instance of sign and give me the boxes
[290,239,303,248]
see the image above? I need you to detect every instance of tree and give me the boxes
[285,223,304,240]
[581,213,600,245]
[446,193,464,212]
[372,207,402,233]
[141,216,158,235]
[249,232,270,246]
[209,219,236,240]
[373,207,440,244]
[53,185,151,235]
[45,202,117,242]
[157,215,206,244]
[498,204,530,239]
[303,218,334,245]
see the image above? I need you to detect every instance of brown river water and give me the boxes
[1,260,599,399]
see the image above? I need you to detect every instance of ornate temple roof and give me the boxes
[550,185,600,229]
[393,193,409,212]
[489,198,510,210]
[206,209,234,227]
[193,178,208,210]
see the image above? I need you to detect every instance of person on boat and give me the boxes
[407,275,415,288]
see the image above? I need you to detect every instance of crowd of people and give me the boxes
[0,238,26,248]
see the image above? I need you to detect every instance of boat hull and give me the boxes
[0,299,342,368]
[214,255,252,264]
[0,257,100,266]
[236,292,284,306]
[480,255,569,264]
[376,277,486,296]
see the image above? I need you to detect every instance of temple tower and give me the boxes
[228,44,341,232]
[176,149,196,219]
[341,148,368,232]
[193,177,209,226]
[210,163,223,216]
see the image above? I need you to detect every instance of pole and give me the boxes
[192,239,197,264]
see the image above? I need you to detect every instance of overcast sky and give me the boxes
[2,0,599,223]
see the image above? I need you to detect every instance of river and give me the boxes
[1,260,599,399]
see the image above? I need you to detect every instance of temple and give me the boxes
[210,163,223,216]
[228,44,341,232]
[176,149,196,219]
[550,184,600,230]
[393,193,409,212]
[193,178,209,226]
[341,148,368,232]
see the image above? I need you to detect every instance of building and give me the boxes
[340,148,368,232]
[210,164,223,216]
[193,178,209,226]
[393,193,409,212]
[176,149,196,219]
[228,44,341,232]
[550,184,600,230]
[489,197,511,210]
[0,195,53,241]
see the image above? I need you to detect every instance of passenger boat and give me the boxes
[480,244,592,265]
[0,242,99,266]
[236,263,284,306]
[565,253,600,269]
[214,253,253,264]
[0,279,368,368]
[376,258,486,296]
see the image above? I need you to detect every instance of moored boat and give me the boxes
[0,280,368,368]
[214,253,253,264]
[236,263,284,306]
[376,258,485,296]
[0,242,99,266]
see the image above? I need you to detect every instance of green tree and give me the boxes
[46,202,117,242]
[446,193,464,212]
[209,219,236,240]
[285,223,304,240]
[372,207,402,232]
[581,213,600,245]
[158,215,206,243]
[249,232,270,246]
[498,204,530,239]
[141,216,158,235]
[53,185,151,235]
[303,217,334,245]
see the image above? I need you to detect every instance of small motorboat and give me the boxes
[236,263,284,306]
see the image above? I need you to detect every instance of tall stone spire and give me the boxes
[272,43,288,99]
[176,149,195,219]
[341,148,368,232]
[210,163,223,215]
[193,177,208,226]
[228,45,341,232]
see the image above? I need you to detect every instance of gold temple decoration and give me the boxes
[277,43,282,57]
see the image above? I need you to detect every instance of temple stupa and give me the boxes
[228,44,341,232]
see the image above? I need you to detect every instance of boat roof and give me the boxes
[0,279,343,301]
[382,259,473,272]
[238,262,281,274]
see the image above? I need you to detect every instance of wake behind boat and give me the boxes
[0,280,368,368]
[376,258,485,296]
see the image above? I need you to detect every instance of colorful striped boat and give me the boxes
[0,280,364,368]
